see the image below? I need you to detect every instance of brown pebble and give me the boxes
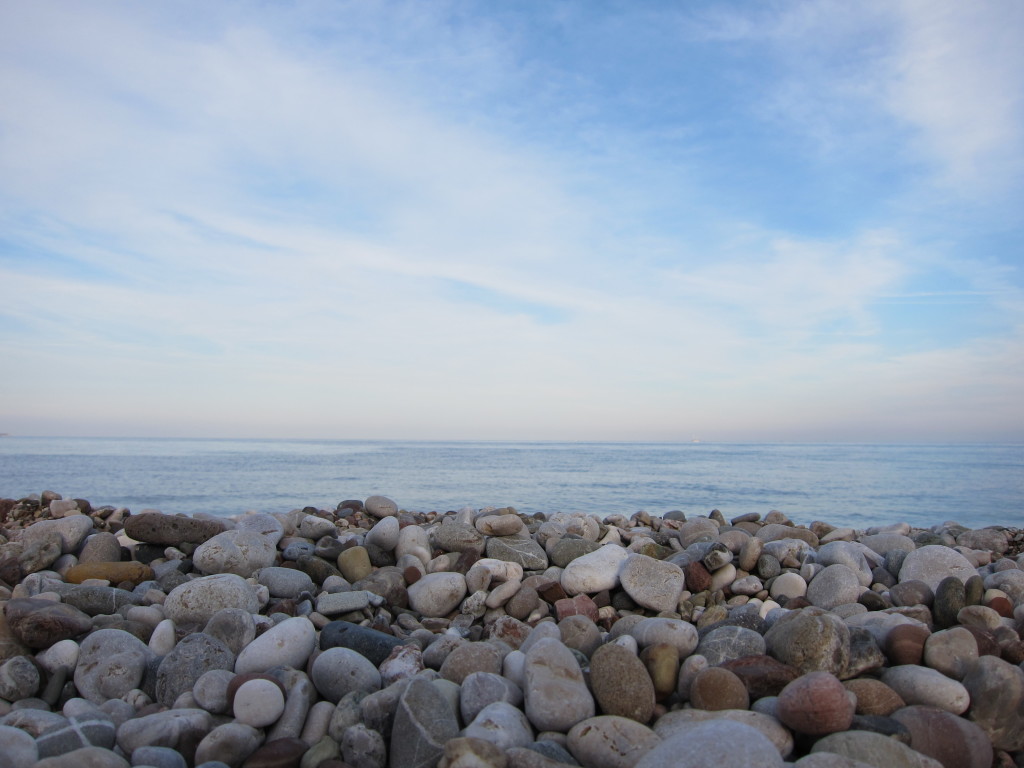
[884,624,930,666]
[639,643,679,702]
[988,596,1014,618]
[683,561,712,592]
[843,678,906,716]
[720,654,800,699]
[64,561,154,585]
[777,671,854,735]
[689,666,749,711]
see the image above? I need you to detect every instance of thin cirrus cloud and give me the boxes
[0,0,1021,442]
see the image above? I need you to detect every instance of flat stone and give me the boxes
[64,561,154,586]
[561,545,629,595]
[365,495,399,518]
[256,567,315,599]
[3,598,93,648]
[881,665,970,715]
[629,618,699,659]
[0,723,38,768]
[811,730,943,768]
[124,512,225,546]
[618,554,685,612]
[486,536,549,570]
[567,715,661,768]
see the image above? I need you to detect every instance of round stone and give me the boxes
[689,666,750,711]
[163,573,259,628]
[364,495,399,517]
[629,618,699,659]
[192,530,277,577]
[806,564,863,609]
[74,628,153,704]
[769,572,807,601]
[256,567,315,599]
[365,516,401,551]
[233,679,285,727]
[776,671,854,735]
[763,608,850,676]
[462,701,534,751]
[155,632,235,706]
[696,625,766,666]
[310,647,382,703]
[560,545,630,595]
[407,572,467,618]
[898,545,976,592]
[439,642,503,685]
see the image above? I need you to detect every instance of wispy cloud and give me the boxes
[0,1,1020,441]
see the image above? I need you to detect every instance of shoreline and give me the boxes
[0,491,1022,767]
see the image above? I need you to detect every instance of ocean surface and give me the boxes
[0,438,1021,531]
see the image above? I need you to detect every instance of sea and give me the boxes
[0,438,1021,531]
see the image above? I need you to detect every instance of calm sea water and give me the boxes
[0,438,1021,530]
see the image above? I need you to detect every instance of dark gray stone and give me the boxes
[389,677,459,768]
[155,633,235,706]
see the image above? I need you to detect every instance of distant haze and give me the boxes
[1,2,1022,442]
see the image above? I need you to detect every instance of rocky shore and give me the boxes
[0,492,1022,768]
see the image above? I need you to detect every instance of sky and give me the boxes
[0,1,1022,443]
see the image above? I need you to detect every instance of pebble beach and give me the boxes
[0,492,1022,768]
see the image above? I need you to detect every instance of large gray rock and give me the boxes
[192,530,277,577]
[486,535,548,570]
[115,708,212,764]
[163,573,260,627]
[811,730,943,768]
[74,628,154,704]
[523,637,595,732]
[124,512,225,546]
[898,545,975,592]
[637,719,782,768]
[961,654,1024,751]
[389,678,459,768]
[619,554,686,612]
[764,608,850,676]
[155,633,235,706]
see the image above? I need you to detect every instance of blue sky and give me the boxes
[1,1,1022,441]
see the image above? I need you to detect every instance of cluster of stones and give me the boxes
[0,492,1023,768]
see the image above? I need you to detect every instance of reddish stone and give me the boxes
[403,566,422,585]
[554,594,599,622]
[884,624,930,666]
[777,671,854,735]
[720,654,800,699]
[964,626,1001,657]
[988,596,1014,618]
[683,561,712,592]
[536,579,569,604]
[892,705,993,768]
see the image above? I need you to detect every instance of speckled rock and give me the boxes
[163,573,260,628]
[589,642,656,722]
[192,529,277,577]
[695,625,766,666]
[567,715,661,768]
[155,632,235,706]
[689,666,750,712]
[408,572,467,618]
[390,677,460,768]
[74,628,154,704]
[629,618,699,659]
[843,678,906,716]
[3,598,93,648]
[764,608,849,676]
[806,564,863,609]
